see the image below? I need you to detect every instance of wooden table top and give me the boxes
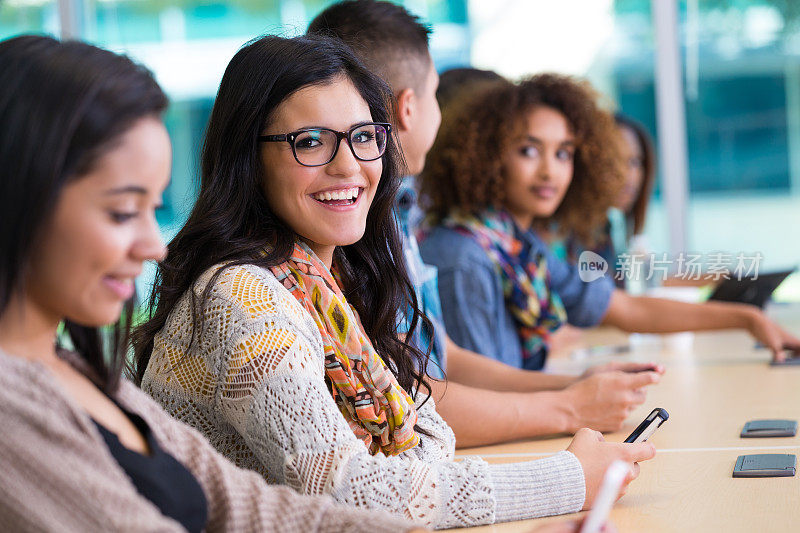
[447,304,800,532]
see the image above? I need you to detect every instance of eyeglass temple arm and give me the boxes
[259,134,288,142]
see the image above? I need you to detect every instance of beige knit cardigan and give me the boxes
[0,348,414,532]
[142,263,585,529]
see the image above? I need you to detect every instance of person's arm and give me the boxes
[429,379,572,446]
[446,337,664,392]
[602,290,800,360]
[444,335,577,391]
[430,368,660,447]
[444,335,661,392]
[195,270,654,525]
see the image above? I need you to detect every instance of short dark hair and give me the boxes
[0,35,168,391]
[132,34,432,401]
[436,67,505,111]
[308,0,432,93]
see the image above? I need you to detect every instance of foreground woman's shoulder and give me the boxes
[195,262,284,296]
[193,262,308,318]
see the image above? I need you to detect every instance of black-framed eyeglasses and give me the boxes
[259,122,391,167]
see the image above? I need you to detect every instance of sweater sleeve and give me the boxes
[119,381,415,533]
[197,266,584,529]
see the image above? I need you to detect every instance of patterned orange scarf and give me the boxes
[270,242,419,456]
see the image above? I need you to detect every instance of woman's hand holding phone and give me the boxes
[566,428,656,510]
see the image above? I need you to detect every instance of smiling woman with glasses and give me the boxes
[132,34,602,530]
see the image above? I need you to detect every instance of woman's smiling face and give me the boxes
[26,117,170,328]
[260,75,382,266]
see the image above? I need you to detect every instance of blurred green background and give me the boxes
[3,0,799,300]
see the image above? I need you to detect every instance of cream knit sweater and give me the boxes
[142,263,586,530]
[0,348,414,532]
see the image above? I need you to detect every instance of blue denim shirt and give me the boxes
[419,224,614,370]
[395,178,446,379]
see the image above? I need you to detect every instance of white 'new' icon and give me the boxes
[578,251,608,282]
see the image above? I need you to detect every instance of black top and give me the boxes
[93,406,208,532]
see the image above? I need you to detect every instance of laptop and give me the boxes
[708,269,795,309]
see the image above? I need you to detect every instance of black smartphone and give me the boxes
[624,407,669,443]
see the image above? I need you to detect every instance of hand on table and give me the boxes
[567,428,655,510]
[744,308,800,362]
[561,371,661,432]
[581,361,665,378]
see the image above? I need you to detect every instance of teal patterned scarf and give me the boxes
[442,209,566,362]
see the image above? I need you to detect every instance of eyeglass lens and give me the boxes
[293,124,387,166]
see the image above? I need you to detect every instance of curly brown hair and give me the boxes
[420,72,625,247]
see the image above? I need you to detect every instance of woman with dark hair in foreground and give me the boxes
[0,34,416,533]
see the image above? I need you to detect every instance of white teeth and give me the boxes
[313,187,361,202]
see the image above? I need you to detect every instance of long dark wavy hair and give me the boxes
[0,35,167,392]
[132,35,432,400]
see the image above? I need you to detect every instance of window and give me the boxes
[1,0,59,38]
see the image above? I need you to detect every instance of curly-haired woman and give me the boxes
[419,73,799,371]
